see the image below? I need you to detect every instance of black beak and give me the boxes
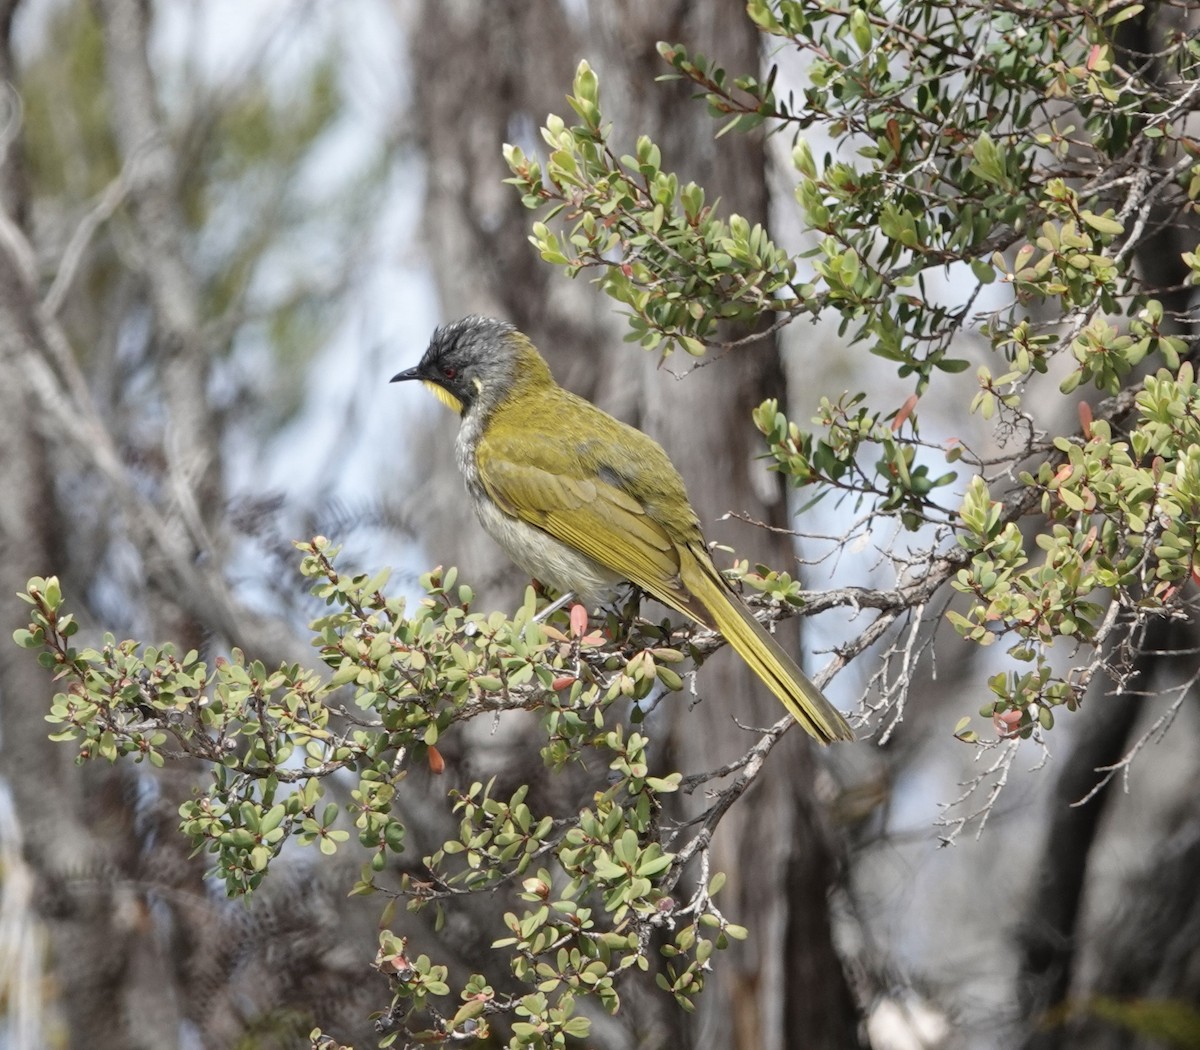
[390,364,423,383]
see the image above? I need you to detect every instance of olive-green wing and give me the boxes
[476,448,710,624]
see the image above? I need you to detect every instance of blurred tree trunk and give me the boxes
[1015,589,1186,1050]
[406,3,860,1047]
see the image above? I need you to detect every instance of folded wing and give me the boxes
[477,449,713,626]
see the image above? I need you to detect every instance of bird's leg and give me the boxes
[533,590,576,623]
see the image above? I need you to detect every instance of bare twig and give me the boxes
[1071,662,1200,807]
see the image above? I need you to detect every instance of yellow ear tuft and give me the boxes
[422,380,463,414]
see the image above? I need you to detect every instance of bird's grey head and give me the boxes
[390,316,548,416]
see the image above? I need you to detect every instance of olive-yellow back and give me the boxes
[393,318,853,744]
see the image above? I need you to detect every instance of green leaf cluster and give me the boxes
[505,60,799,356]
[17,539,744,1046]
[948,363,1200,730]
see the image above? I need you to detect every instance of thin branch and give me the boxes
[1071,662,1200,807]
[935,737,1025,846]
[42,158,137,317]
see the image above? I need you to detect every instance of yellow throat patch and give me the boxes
[423,380,463,414]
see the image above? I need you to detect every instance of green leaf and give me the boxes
[1080,211,1124,235]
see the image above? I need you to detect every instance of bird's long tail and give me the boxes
[676,546,854,744]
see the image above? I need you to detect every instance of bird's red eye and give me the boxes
[442,366,458,380]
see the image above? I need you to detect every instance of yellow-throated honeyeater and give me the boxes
[391,316,853,744]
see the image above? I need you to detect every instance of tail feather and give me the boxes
[677,547,854,744]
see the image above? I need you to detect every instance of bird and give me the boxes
[390,316,853,744]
